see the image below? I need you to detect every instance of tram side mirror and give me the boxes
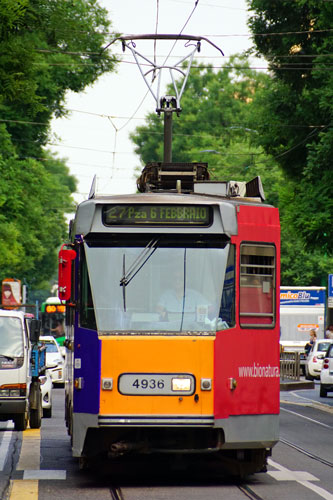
[30,319,41,344]
[58,245,77,301]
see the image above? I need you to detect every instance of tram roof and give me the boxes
[79,191,266,205]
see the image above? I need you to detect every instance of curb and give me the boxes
[280,380,315,391]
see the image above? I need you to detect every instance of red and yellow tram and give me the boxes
[59,163,280,476]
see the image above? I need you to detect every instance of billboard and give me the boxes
[1,279,21,309]
[280,287,326,307]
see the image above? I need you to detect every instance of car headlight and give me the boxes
[0,389,21,397]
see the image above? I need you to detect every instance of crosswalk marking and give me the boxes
[268,459,333,500]
[10,479,38,499]
[0,422,13,470]
[23,469,66,480]
[17,428,41,470]
[5,425,66,500]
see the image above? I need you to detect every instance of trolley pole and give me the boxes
[161,96,177,163]
[115,34,223,164]
[163,110,173,163]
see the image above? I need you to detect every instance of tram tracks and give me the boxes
[110,486,125,500]
[110,484,266,500]
[280,437,333,468]
[237,484,265,500]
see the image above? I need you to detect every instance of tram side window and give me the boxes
[239,244,276,328]
[220,244,235,327]
[80,253,97,331]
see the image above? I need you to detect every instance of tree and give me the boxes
[247,0,333,269]
[0,0,117,291]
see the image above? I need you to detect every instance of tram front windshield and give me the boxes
[83,235,234,334]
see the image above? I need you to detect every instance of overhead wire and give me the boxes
[153,0,159,78]
[1,115,329,130]
[98,0,202,194]
[108,0,162,135]
[104,0,202,138]
[5,3,333,192]
[161,0,200,66]
[111,0,162,134]
[31,49,333,73]
[30,26,333,40]
[33,48,333,59]
[168,0,247,11]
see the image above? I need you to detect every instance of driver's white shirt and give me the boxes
[158,289,206,313]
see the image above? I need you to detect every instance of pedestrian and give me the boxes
[51,320,64,338]
[305,329,317,356]
[325,324,333,339]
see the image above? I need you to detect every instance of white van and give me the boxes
[0,309,42,430]
[280,286,326,342]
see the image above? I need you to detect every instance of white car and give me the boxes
[305,339,333,380]
[320,343,333,397]
[39,369,52,418]
[39,336,65,387]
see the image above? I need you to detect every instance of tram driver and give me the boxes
[157,271,211,325]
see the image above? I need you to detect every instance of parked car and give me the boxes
[39,369,52,418]
[305,339,333,380]
[39,336,65,387]
[320,343,333,397]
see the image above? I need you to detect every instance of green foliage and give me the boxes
[278,175,333,286]
[247,0,333,276]
[0,0,117,291]
[0,155,74,284]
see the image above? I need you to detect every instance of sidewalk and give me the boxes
[280,378,314,391]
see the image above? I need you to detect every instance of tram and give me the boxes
[40,296,66,345]
[58,35,280,476]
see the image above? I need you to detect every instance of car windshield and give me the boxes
[0,317,24,357]
[82,234,235,334]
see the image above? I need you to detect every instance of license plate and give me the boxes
[118,373,195,396]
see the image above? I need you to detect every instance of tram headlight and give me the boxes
[172,378,192,392]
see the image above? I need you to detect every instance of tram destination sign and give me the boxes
[103,204,212,226]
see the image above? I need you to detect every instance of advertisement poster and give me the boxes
[1,279,21,309]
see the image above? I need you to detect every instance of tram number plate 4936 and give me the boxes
[118,373,195,396]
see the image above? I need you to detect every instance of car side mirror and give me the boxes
[30,319,41,343]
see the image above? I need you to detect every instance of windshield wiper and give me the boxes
[120,238,159,311]
[0,353,15,360]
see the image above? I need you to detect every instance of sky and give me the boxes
[49,0,259,205]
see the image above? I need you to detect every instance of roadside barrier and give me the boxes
[280,352,300,380]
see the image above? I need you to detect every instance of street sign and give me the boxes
[328,275,333,308]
